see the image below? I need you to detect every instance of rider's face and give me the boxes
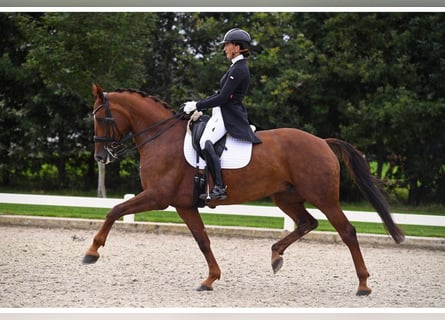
[224,42,240,60]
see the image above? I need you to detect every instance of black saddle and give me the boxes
[189,115,227,160]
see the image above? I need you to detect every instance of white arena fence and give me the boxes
[0,193,444,231]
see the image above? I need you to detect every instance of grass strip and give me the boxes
[0,203,444,238]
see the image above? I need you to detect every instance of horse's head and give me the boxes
[91,83,184,164]
[91,83,129,164]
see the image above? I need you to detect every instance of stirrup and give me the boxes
[199,185,227,201]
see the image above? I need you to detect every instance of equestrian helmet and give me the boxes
[221,28,251,46]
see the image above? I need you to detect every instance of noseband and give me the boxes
[92,92,185,160]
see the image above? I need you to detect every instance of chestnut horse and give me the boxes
[84,83,404,296]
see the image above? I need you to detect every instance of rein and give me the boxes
[93,92,186,160]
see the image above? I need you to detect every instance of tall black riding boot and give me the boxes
[201,140,227,200]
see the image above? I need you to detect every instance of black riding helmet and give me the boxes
[220,28,251,46]
[219,28,251,57]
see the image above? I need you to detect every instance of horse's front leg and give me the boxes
[82,192,155,264]
[176,207,221,291]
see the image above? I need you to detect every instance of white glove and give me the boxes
[183,101,197,114]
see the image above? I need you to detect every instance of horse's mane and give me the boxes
[113,88,175,114]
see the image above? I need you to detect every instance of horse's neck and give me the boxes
[118,97,173,134]
[136,119,187,164]
[120,98,184,149]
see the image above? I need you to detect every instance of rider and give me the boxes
[183,28,262,200]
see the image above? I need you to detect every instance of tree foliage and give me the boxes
[1,12,444,204]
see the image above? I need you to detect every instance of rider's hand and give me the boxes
[183,101,197,114]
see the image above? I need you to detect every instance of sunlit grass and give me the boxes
[0,203,444,238]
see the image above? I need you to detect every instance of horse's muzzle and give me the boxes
[94,153,107,164]
[95,150,115,164]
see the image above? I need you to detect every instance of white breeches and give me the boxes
[199,107,227,150]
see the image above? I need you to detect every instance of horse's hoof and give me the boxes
[82,254,99,264]
[356,289,372,296]
[272,256,284,274]
[196,285,213,291]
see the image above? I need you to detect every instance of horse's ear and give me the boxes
[92,83,104,100]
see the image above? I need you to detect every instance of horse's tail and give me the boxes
[326,138,405,244]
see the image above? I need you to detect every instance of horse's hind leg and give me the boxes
[270,192,318,274]
[319,204,371,296]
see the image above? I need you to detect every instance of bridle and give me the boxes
[92,92,186,160]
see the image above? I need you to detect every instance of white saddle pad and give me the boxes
[183,131,253,170]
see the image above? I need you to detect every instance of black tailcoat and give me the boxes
[196,59,262,144]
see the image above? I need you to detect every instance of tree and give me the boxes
[1,12,444,204]
[15,12,156,191]
[322,13,445,204]
[0,13,37,186]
